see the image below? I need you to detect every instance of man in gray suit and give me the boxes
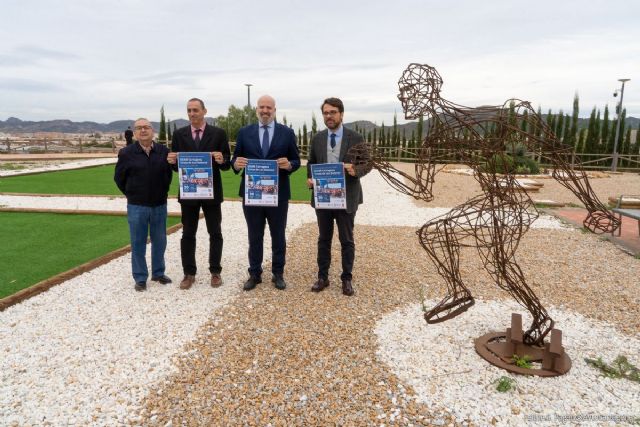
[307,97,371,296]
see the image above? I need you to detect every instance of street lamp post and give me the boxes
[244,83,253,108]
[611,78,630,172]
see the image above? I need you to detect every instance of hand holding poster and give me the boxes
[177,152,214,199]
[244,159,279,206]
[310,163,346,209]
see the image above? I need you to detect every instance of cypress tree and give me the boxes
[297,128,302,145]
[311,113,317,138]
[577,128,587,153]
[417,115,424,141]
[159,105,167,143]
[167,119,172,141]
[562,114,571,145]
[555,110,564,141]
[585,107,597,153]
[302,123,308,149]
[380,122,385,145]
[601,105,610,149]
[622,126,632,167]
[282,115,288,126]
[367,130,372,143]
[392,113,399,146]
[373,127,377,147]
[568,93,579,147]
[593,110,601,153]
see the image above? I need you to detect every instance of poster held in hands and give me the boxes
[177,152,214,199]
[244,159,279,206]
[311,162,346,209]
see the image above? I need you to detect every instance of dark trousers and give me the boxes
[180,202,223,275]
[242,201,289,277]
[316,209,356,281]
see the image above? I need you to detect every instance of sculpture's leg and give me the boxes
[478,225,554,346]
[418,218,475,323]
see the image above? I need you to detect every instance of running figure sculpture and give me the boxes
[351,64,620,349]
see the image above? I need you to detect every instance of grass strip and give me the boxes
[0,211,180,299]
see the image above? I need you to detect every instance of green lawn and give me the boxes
[0,164,311,201]
[0,212,181,299]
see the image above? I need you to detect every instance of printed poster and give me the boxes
[177,152,214,199]
[310,163,346,209]
[244,159,278,206]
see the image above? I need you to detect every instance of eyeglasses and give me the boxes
[134,125,152,131]
[322,110,340,116]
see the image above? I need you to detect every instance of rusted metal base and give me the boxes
[474,313,572,377]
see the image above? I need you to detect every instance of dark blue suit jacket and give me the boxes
[231,122,300,202]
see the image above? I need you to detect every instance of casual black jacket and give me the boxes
[114,142,173,206]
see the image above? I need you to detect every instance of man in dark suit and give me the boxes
[167,98,231,290]
[307,97,371,296]
[231,95,300,291]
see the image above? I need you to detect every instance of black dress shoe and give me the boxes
[134,282,147,292]
[272,275,286,290]
[151,275,172,284]
[243,275,262,291]
[341,279,354,296]
[311,278,330,292]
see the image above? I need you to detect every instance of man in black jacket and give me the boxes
[114,118,173,291]
[167,98,231,290]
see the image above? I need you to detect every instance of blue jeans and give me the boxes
[127,204,168,283]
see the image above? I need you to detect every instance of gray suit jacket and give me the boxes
[307,127,370,213]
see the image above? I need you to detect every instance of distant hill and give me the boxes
[0,117,215,134]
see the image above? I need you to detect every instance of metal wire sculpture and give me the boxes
[349,63,620,349]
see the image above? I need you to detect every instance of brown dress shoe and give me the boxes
[211,273,222,288]
[179,275,195,290]
[341,279,354,296]
[311,278,330,292]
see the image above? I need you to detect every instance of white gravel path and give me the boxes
[375,300,640,426]
[0,168,572,425]
[0,158,116,177]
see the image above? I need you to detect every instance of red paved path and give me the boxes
[551,207,640,256]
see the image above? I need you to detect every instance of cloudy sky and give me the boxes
[1,0,638,130]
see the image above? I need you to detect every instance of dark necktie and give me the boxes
[194,128,202,149]
[261,125,270,157]
[330,133,336,150]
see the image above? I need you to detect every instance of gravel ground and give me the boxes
[1,165,638,425]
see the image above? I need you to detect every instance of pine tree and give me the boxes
[159,105,167,143]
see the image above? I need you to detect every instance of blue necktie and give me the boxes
[330,133,336,150]
[261,125,269,157]
[194,129,202,149]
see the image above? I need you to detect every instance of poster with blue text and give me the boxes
[244,159,279,206]
[311,163,346,209]
[177,152,214,199]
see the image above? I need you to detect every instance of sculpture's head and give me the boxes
[397,63,443,119]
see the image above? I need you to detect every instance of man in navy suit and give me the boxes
[167,98,231,290]
[231,95,300,291]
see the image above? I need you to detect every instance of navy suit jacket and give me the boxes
[170,123,231,204]
[232,122,300,202]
